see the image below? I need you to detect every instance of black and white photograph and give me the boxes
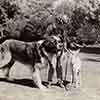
[0,0,100,100]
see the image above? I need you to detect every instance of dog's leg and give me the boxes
[0,56,15,81]
[32,64,46,90]
[77,60,82,87]
[71,65,80,88]
[76,68,81,88]
[72,58,81,88]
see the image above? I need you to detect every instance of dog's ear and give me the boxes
[77,49,80,52]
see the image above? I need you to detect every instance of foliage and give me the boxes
[0,0,100,45]
[66,0,100,44]
[0,0,20,37]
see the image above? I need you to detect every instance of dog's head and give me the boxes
[51,35,63,51]
[41,35,63,53]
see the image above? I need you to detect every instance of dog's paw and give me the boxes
[39,85,47,91]
[56,81,65,88]
[6,77,14,81]
[47,81,53,88]
[71,82,81,88]
[65,83,72,90]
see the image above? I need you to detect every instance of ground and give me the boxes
[0,52,100,100]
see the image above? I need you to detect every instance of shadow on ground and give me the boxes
[0,78,70,88]
[81,47,100,54]
[83,58,100,62]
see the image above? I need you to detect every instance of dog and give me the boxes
[0,35,63,90]
[68,48,81,88]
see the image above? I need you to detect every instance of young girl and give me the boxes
[66,41,82,88]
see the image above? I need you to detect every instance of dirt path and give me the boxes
[0,53,100,100]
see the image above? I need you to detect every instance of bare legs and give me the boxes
[56,56,64,88]
[48,54,64,88]
[48,64,54,83]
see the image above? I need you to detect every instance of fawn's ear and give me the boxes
[72,49,80,56]
[76,49,80,54]
[68,49,80,55]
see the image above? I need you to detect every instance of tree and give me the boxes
[66,0,100,45]
[0,0,20,38]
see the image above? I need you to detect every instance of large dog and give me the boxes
[0,35,63,90]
